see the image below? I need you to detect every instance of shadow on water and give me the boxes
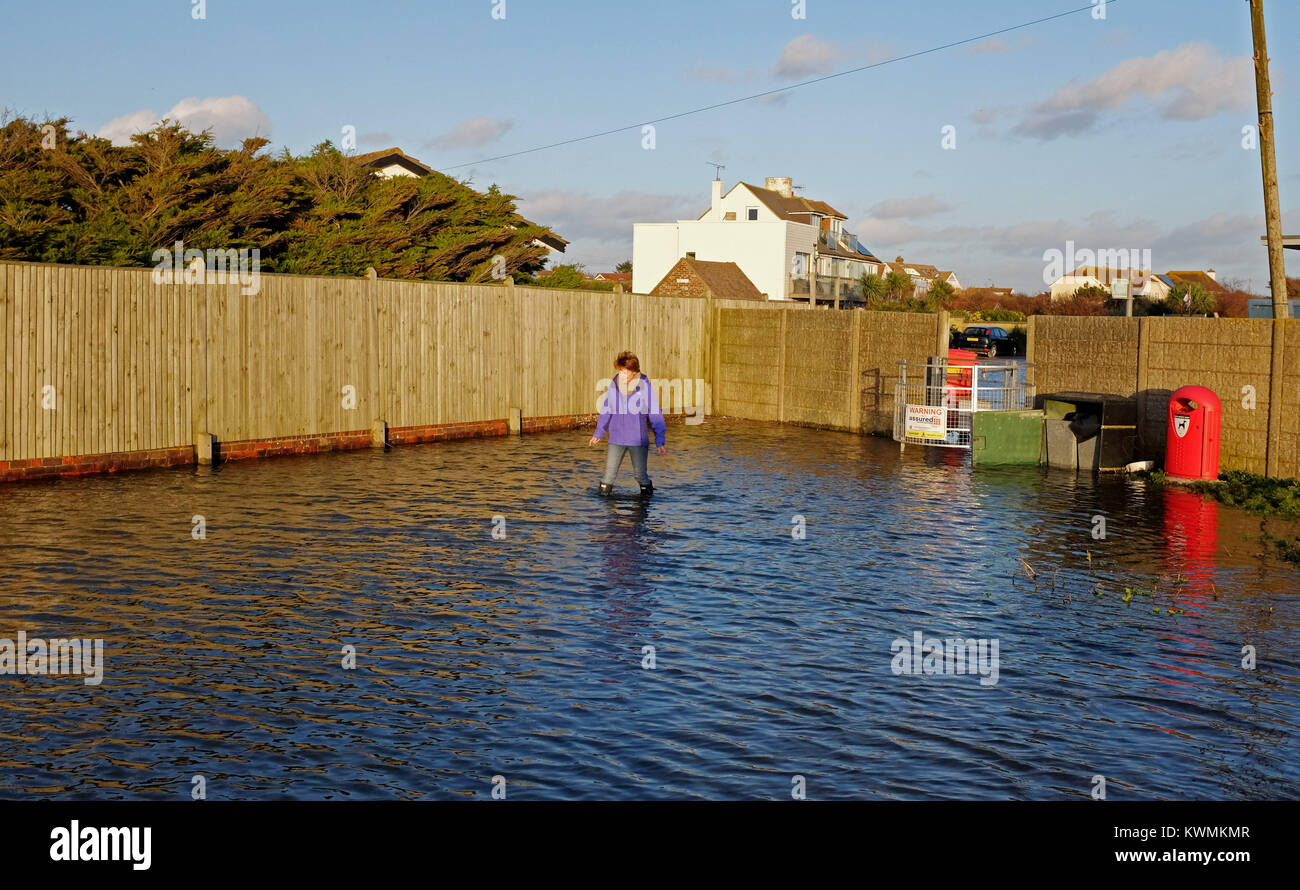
[0,418,1296,800]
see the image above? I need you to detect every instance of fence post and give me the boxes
[777,309,788,422]
[1266,320,1286,476]
[848,309,862,432]
[1136,317,1151,457]
[192,282,210,449]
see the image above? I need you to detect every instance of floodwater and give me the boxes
[0,419,1297,800]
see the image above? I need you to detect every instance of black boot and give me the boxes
[599,483,614,497]
[639,482,653,497]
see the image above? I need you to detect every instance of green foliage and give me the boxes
[1262,532,1300,564]
[1071,284,1111,302]
[884,270,914,301]
[615,260,632,274]
[925,278,955,311]
[0,114,559,282]
[861,277,883,306]
[1188,471,1300,519]
[860,273,886,307]
[529,263,586,288]
[873,297,933,313]
[1162,282,1217,316]
[977,308,1026,322]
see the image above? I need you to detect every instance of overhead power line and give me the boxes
[443,0,1124,171]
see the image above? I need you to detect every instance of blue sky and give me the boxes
[3,0,1296,292]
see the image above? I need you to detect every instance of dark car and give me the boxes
[955,325,1016,357]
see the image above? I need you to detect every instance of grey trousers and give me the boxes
[602,444,651,486]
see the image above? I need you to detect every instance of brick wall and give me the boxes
[0,414,603,484]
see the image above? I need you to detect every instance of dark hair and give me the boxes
[615,351,640,373]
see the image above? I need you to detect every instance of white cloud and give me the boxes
[97,96,272,148]
[95,110,159,146]
[431,117,513,150]
[1013,42,1252,139]
[867,195,952,220]
[773,34,841,79]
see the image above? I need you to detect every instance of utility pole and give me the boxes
[1250,0,1289,476]
[1251,0,1288,319]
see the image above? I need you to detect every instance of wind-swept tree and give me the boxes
[0,114,561,282]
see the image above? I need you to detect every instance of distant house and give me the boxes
[649,256,765,301]
[960,286,1015,301]
[351,147,568,254]
[887,257,962,295]
[633,176,888,304]
[1143,269,1226,301]
[589,272,633,285]
[353,147,436,180]
[1049,266,1151,300]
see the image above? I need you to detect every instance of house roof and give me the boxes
[745,183,847,221]
[351,147,567,252]
[889,259,941,279]
[700,182,847,222]
[652,257,764,300]
[1165,270,1228,294]
[821,243,884,262]
[352,147,434,176]
[590,272,632,282]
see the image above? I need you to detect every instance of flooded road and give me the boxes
[0,419,1296,799]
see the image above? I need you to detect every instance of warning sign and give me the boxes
[1173,414,1191,438]
[906,404,947,440]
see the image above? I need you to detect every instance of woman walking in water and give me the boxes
[589,351,667,497]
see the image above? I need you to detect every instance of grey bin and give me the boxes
[1038,392,1136,473]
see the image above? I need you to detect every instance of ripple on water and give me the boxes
[0,419,1297,800]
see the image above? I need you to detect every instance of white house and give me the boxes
[886,258,962,296]
[632,177,887,302]
[1142,269,1221,301]
[1048,266,1152,300]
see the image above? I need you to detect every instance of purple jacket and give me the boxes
[594,373,667,447]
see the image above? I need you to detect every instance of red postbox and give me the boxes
[1165,385,1221,481]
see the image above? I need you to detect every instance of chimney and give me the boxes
[1206,268,1217,281]
[764,177,793,198]
[711,178,723,217]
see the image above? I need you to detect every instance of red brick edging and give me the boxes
[0,414,606,484]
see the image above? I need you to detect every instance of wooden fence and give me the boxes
[0,261,710,465]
